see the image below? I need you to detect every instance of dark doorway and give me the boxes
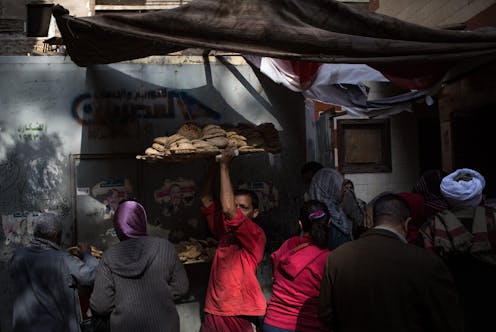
[417,116,442,173]
[416,98,442,174]
[452,105,496,198]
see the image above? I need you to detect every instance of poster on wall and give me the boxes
[142,161,210,242]
[72,154,142,251]
[1,211,41,246]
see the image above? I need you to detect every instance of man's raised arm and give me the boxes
[219,146,237,219]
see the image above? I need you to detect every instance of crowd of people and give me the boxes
[8,146,496,332]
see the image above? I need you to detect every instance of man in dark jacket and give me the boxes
[318,193,464,332]
[10,212,98,332]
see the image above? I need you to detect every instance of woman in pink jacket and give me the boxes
[263,200,331,332]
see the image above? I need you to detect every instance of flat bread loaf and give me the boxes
[178,123,202,140]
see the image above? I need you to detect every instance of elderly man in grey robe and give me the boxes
[10,212,98,332]
[421,168,496,332]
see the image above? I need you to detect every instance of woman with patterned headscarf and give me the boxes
[90,200,189,332]
[309,168,352,250]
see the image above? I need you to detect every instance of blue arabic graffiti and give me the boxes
[71,89,221,125]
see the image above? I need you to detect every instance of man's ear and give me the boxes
[298,220,303,231]
[403,216,412,234]
[253,208,260,219]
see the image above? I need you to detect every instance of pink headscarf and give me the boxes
[113,201,147,241]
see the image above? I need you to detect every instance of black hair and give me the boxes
[234,189,259,210]
[342,179,354,189]
[373,193,411,226]
[299,200,330,249]
[300,161,324,176]
[118,198,139,205]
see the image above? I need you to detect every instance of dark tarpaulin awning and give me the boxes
[53,0,496,88]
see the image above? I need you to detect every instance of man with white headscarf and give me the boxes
[422,168,496,332]
[440,168,486,208]
[422,168,490,254]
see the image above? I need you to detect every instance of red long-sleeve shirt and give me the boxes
[264,236,329,331]
[201,202,267,316]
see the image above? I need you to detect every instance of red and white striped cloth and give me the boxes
[421,206,492,255]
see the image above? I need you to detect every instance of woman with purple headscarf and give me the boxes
[90,200,189,332]
[112,200,148,240]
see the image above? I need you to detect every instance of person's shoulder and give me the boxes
[146,236,178,251]
[315,247,331,262]
[401,241,444,266]
[239,212,264,231]
[12,246,29,255]
[102,237,153,257]
[201,201,218,213]
[325,240,357,267]
[279,236,305,251]
[251,219,266,238]
[329,238,358,256]
[10,247,29,264]
[136,235,168,245]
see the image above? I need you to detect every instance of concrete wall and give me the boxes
[375,0,496,27]
[334,112,420,203]
[0,0,92,55]
[0,0,91,20]
[0,55,306,332]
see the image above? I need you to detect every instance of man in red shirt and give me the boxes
[199,146,267,332]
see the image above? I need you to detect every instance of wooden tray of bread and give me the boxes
[136,122,281,162]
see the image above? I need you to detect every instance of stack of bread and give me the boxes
[175,237,218,263]
[67,245,103,259]
[256,123,282,153]
[138,122,281,160]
